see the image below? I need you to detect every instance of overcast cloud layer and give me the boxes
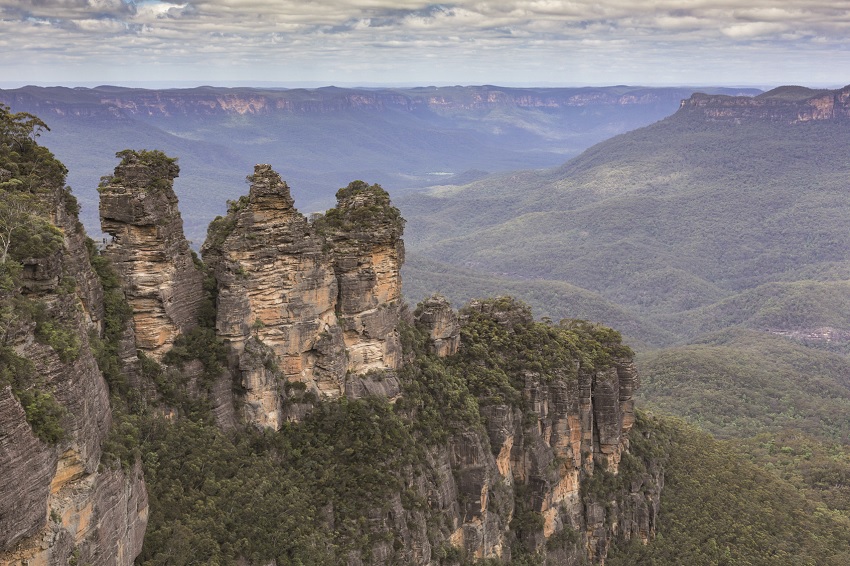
[3,0,850,86]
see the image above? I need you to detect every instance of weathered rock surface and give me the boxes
[0,181,148,565]
[324,180,405,375]
[414,294,460,357]
[389,300,655,565]
[202,167,405,427]
[681,84,850,123]
[99,150,204,360]
[0,386,57,550]
[201,165,345,427]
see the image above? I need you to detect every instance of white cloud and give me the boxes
[721,21,789,39]
[2,1,850,84]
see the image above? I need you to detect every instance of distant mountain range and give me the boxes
[0,84,758,243]
[401,84,850,346]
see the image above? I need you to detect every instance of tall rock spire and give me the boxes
[99,150,204,360]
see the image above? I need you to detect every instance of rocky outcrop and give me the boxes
[201,167,405,427]
[323,180,405,375]
[201,165,345,427]
[99,150,204,360]
[0,179,148,564]
[413,295,460,357]
[680,84,850,124]
[384,299,655,565]
[0,386,57,550]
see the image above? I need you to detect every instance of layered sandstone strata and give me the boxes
[99,150,204,360]
[201,167,406,428]
[1,184,148,565]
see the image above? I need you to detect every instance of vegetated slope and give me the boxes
[400,85,850,345]
[607,415,850,566]
[402,254,675,348]
[636,329,850,513]
[1,84,756,243]
[637,329,850,441]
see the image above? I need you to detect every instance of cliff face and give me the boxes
[2,112,660,565]
[0,85,761,120]
[201,167,404,428]
[201,165,344,427]
[322,180,405,375]
[431,300,651,564]
[99,150,205,360]
[0,154,147,564]
[680,84,850,123]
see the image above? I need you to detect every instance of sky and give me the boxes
[2,0,850,88]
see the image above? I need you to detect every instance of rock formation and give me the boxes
[201,167,404,428]
[99,150,205,360]
[1,121,658,565]
[414,294,461,357]
[321,180,405,375]
[0,172,147,564]
[680,84,850,123]
[443,299,650,563]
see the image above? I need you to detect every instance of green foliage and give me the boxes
[396,321,481,443]
[402,111,850,345]
[447,297,629,406]
[636,329,850,517]
[509,483,545,559]
[202,195,249,252]
[34,319,81,363]
[637,330,850,443]
[138,396,419,564]
[315,180,405,237]
[133,296,641,563]
[162,327,226,382]
[0,345,65,443]
[101,149,179,194]
[402,254,674,349]
[86,238,134,398]
[607,418,850,566]
[0,104,67,194]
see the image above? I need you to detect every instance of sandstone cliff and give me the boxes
[0,124,147,564]
[680,84,850,123]
[416,299,653,564]
[0,85,754,119]
[201,166,404,428]
[2,108,661,565]
[99,150,205,360]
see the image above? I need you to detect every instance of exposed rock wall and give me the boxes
[201,165,345,427]
[413,295,460,357]
[324,180,405,375]
[680,84,850,123]
[201,167,405,428]
[356,300,656,566]
[0,184,148,565]
[99,150,204,360]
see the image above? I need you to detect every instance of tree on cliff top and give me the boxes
[0,105,66,194]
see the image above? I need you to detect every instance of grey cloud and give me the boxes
[2,0,850,85]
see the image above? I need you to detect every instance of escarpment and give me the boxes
[423,299,653,564]
[680,84,850,123]
[0,113,147,564]
[3,111,663,565]
[99,150,205,360]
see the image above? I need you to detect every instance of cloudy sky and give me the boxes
[2,0,850,87]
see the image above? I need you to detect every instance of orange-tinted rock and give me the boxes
[99,150,204,360]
